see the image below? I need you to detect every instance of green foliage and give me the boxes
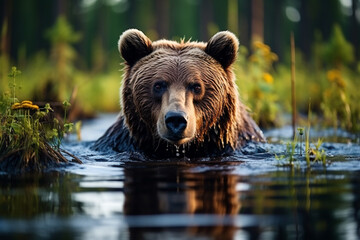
[321,69,352,129]
[0,68,79,173]
[8,66,21,103]
[45,16,81,101]
[45,15,81,44]
[275,130,299,167]
[0,20,10,92]
[236,41,281,128]
[233,24,359,135]
[240,30,359,134]
[1,16,359,135]
[314,26,359,132]
[0,16,120,114]
[309,139,327,165]
[321,24,354,67]
[276,126,327,168]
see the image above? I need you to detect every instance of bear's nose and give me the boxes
[165,111,188,136]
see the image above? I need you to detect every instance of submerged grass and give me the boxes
[275,90,327,168]
[0,67,81,173]
[275,117,327,168]
[275,128,327,168]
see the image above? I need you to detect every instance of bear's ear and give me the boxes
[205,31,239,69]
[118,29,153,66]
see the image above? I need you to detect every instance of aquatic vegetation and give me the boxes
[297,127,304,156]
[276,102,328,167]
[275,135,298,167]
[0,67,81,173]
[307,139,326,165]
[75,121,82,141]
[276,126,327,168]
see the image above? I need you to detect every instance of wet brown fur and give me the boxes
[92,29,265,158]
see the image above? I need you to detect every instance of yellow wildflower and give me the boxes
[11,100,39,110]
[262,45,271,55]
[327,69,341,82]
[11,103,22,110]
[252,41,278,65]
[262,72,274,84]
[253,41,262,49]
[21,103,39,110]
[21,100,33,105]
[326,69,345,88]
[253,41,271,53]
[253,41,266,50]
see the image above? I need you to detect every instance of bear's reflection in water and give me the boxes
[122,163,253,240]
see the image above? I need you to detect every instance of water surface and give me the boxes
[1,114,360,240]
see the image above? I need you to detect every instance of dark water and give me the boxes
[1,114,360,240]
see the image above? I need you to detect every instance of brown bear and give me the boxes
[92,29,265,158]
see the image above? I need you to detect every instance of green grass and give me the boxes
[275,127,327,168]
[235,33,360,134]
[0,67,81,173]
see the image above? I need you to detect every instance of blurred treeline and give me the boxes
[2,0,359,65]
[0,0,360,131]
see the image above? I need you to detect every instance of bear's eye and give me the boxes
[188,83,202,95]
[153,81,167,97]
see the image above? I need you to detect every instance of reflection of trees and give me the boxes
[240,169,358,239]
[0,172,81,218]
[123,165,241,240]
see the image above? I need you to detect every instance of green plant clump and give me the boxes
[276,126,327,168]
[0,67,81,173]
[236,40,280,128]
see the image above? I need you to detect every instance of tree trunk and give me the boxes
[251,0,263,41]
[299,0,311,60]
[228,0,238,36]
[351,0,359,61]
[1,0,12,57]
[200,0,213,41]
[155,0,170,38]
[57,0,66,16]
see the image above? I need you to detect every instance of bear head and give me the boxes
[118,29,255,156]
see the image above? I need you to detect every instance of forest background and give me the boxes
[1,0,359,133]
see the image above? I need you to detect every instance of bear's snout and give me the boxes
[165,111,188,139]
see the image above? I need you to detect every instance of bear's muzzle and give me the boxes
[165,111,188,140]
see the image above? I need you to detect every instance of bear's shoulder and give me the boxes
[92,116,137,153]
